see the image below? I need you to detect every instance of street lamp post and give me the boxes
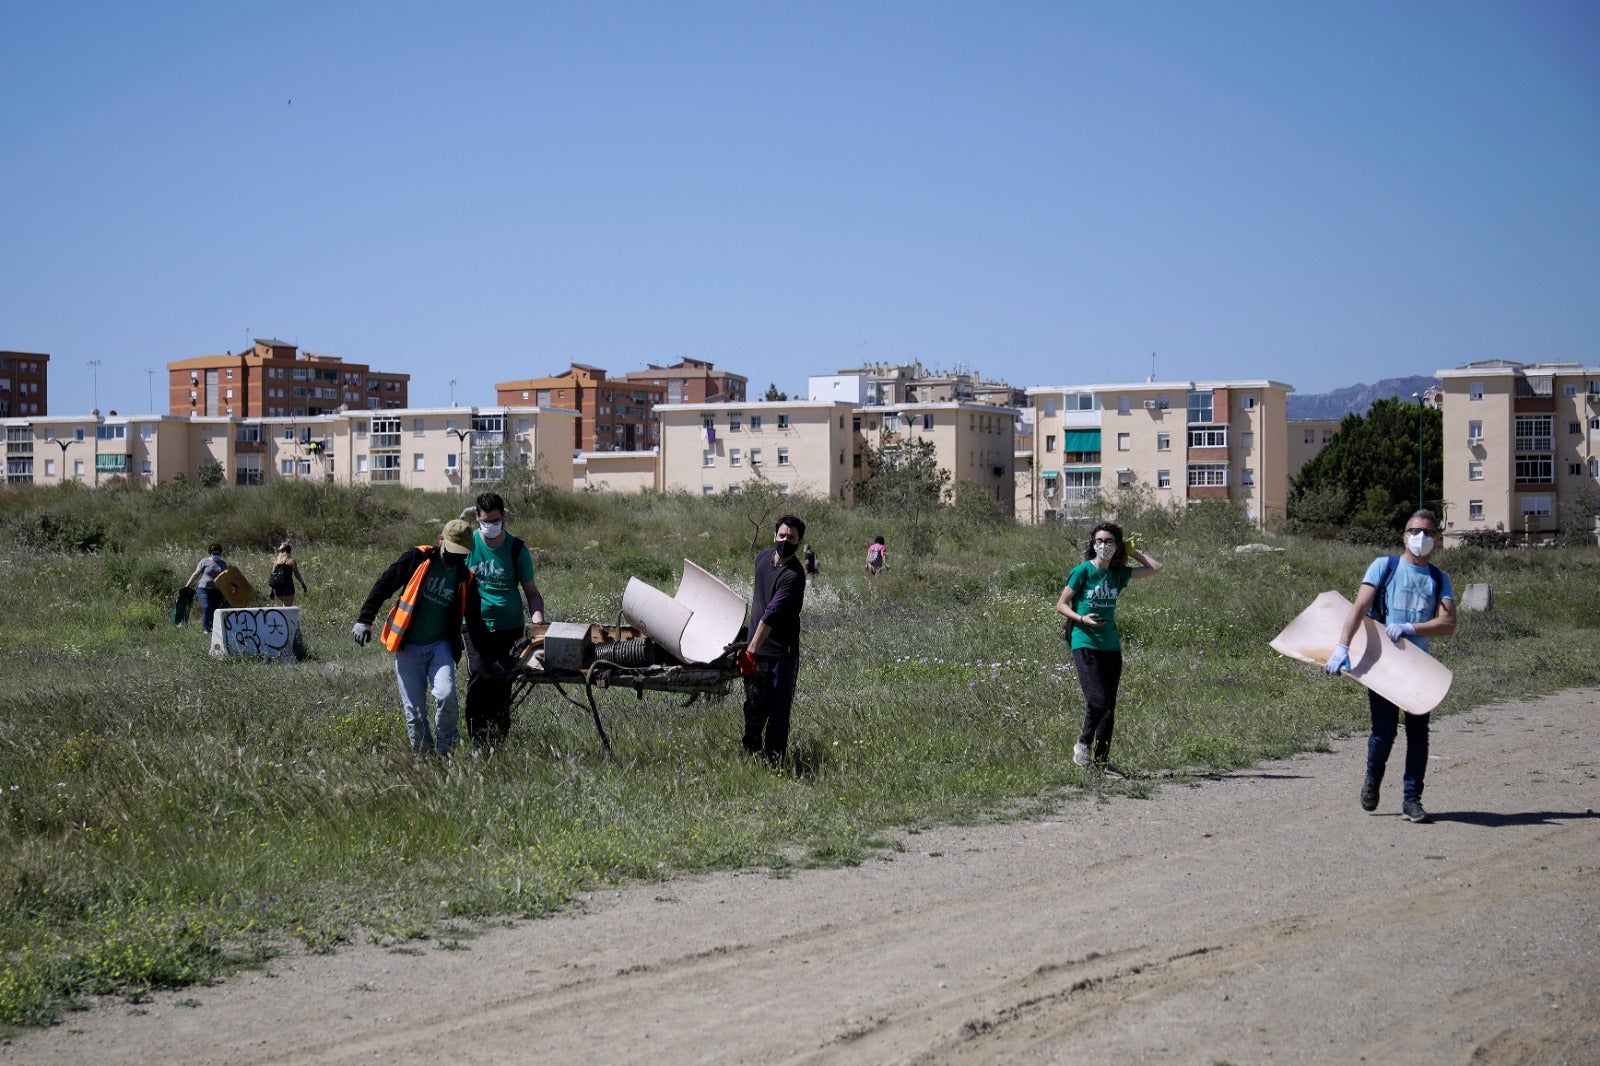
[54,438,70,484]
[450,427,471,497]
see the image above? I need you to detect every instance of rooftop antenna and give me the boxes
[1149,352,1157,383]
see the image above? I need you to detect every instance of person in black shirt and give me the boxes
[739,515,808,765]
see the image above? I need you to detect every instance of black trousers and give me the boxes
[743,652,800,765]
[1072,647,1124,761]
[464,626,520,749]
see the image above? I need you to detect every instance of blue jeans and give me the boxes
[395,640,460,755]
[197,586,223,633]
[743,652,800,764]
[1367,690,1428,801]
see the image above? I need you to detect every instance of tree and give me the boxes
[853,432,951,553]
[763,383,788,402]
[1289,398,1441,533]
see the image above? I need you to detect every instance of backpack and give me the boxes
[270,562,293,586]
[1367,554,1443,624]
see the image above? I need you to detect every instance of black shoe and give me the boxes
[1401,798,1432,823]
[1360,775,1380,812]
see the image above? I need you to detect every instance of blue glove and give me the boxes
[1325,644,1350,676]
[1385,622,1415,642]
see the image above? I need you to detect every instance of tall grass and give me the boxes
[0,481,1595,1027]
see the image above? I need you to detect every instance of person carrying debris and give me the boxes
[352,519,492,758]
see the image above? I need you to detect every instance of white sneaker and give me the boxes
[1073,742,1090,767]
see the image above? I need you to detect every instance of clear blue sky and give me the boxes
[4,1,1596,415]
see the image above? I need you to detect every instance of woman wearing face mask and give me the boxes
[1055,522,1163,775]
[185,541,229,635]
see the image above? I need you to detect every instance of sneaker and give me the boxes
[1073,742,1091,767]
[1360,775,1381,812]
[1401,798,1432,824]
[1100,763,1128,780]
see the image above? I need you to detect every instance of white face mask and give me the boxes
[1406,532,1435,557]
[479,521,503,539]
[1094,542,1117,561]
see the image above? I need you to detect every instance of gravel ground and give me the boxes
[6,686,1597,1064]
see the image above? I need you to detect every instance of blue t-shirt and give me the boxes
[1362,556,1454,654]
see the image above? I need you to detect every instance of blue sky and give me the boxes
[4,1,1596,415]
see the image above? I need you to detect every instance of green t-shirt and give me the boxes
[403,558,465,647]
[1064,560,1132,652]
[468,532,535,631]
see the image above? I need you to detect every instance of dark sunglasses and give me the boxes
[1404,528,1435,536]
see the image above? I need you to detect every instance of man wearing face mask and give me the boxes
[464,491,546,752]
[738,515,808,766]
[1326,510,1456,823]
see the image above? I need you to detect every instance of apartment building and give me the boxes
[496,363,665,454]
[167,339,409,418]
[0,351,50,417]
[2,406,576,493]
[658,401,856,500]
[853,401,1019,512]
[1436,360,1600,539]
[620,358,746,404]
[1024,380,1292,529]
[1288,419,1341,478]
[833,360,1023,407]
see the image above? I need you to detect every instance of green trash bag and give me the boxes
[170,586,196,626]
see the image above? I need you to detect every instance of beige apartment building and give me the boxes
[1435,360,1600,540]
[1288,419,1341,479]
[3,407,575,493]
[852,401,1019,513]
[658,401,857,500]
[1024,379,1292,529]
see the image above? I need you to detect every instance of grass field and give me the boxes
[1,480,1596,1027]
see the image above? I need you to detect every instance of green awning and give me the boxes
[1063,430,1101,452]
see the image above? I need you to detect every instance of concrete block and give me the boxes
[211,606,302,662]
[1458,583,1492,612]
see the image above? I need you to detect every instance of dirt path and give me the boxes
[7,688,1598,1064]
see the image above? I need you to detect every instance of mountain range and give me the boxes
[1285,376,1440,421]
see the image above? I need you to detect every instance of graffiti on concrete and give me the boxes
[211,607,301,662]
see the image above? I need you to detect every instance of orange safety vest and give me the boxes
[379,547,468,652]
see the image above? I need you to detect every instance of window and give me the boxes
[1521,495,1552,517]
[777,447,790,466]
[44,459,55,476]
[777,414,790,429]
[1322,429,1334,443]
[729,448,742,467]
[1070,393,1095,411]
[1241,468,1255,486]
[74,460,85,476]
[1117,433,1131,451]
[1242,432,1253,453]
[1563,384,1578,398]
[1470,381,1484,400]
[703,450,715,468]
[281,459,294,475]
[1156,432,1170,451]
[703,485,715,496]
[729,414,742,432]
[1590,458,1600,477]
[778,484,790,498]
[1468,420,1484,442]
[1187,390,1214,423]
[1514,455,1553,483]
[414,419,425,436]
[1188,427,1228,448]
[922,413,934,431]
[1569,462,1584,476]
[1569,421,1582,435]
[445,453,458,470]
[1157,469,1171,489]
[1468,461,1483,481]
[1514,415,1553,452]
[1469,500,1484,520]
[96,424,126,440]
[1304,429,1315,444]
[1118,396,1130,415]
[749,414,762,430]
[1045,434,1057,453]
[1187,464,1228,487]
[413,454,425,471]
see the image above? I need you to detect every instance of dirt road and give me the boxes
[7,688,1598,1064]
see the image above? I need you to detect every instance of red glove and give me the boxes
[737,650,757,677]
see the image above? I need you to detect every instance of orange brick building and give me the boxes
[495,363,665,453]
[621,357,747,404]
[167,339,409,418]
